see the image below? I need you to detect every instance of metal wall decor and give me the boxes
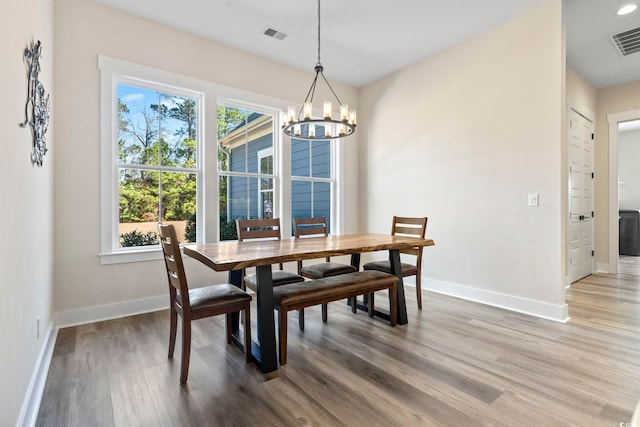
[19,40,50,167]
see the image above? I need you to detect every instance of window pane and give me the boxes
[117,84,197,168]
[159,95,198,168]
[118,168,160,246]
[220,175,274,240]
[291,138,331,179]
[292,181,332,233]
[118,169,196,247]
[311,140,331,178]
[291,180,312,219]
[217,106,274,174]
[291,139,310,177]
[313,182,331,232]
[160,171,197,243]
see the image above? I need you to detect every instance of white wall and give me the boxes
[0,0,54,425]
[359,0,567,320]
[618,130,640,210]
[53,0,359,321]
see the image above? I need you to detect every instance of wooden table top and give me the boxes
[183,233,435,272]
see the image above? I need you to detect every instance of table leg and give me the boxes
[252,264,278,373]
[228,270,244,351]
[389,249,408,325]
[347,253,361,308]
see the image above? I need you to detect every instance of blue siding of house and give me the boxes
[228,134,331,230]
[228,134,272,220]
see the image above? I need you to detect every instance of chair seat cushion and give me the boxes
[362,260,417,276]
[300,262,358,279]
[244,270,305,289]
[186,284,251,312]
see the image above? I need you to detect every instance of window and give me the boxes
[291,131,334,232]
[99,56,342,264]
[99,56,204,264]
[217,104,277,241]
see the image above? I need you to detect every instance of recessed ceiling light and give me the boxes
[617,4,638,15]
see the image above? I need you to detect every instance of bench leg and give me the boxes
[278,308,288,365]
[298,308,305,331]
[322,303,328,323]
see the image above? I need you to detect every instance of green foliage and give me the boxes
[220,216,237,241]
[120,229,159,247]
[185,213,196,242]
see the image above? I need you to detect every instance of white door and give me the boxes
[568,108,594,283]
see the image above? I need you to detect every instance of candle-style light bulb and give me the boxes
[288,106,296,123]
[324,101,332,119]
[303,102,312,120]
[309,124,315,138]
[340,104,348,122]
[338,124,345,136]
[294,124,301,136]
[325,125,331,137]
[348,110,357,126]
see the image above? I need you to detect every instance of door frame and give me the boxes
[608,108,640,274]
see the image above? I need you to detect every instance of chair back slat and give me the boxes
[392,216,428,256]
[293,217,329,238]
[158,223,190,306]
[294,217,330,263]
[236,218,282,241]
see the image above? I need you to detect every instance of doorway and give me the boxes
[607,109,640,274]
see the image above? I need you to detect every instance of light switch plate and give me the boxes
[528,193,539,207]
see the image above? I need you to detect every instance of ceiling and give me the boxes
[91,0,640,89]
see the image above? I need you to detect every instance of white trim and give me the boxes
[55,295,168,328]
[423,277,570,323]
[17,322,56,427]
[607,109,640,274]
[595,262,610,273]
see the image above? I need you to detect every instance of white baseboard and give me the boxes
[18,321,57,427]
[423,277,569,323]
[55,295,168,328]
[595,263,610,273]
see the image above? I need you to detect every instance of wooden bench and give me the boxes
[273,270,399,365]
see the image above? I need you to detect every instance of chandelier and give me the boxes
[282,0,356,140]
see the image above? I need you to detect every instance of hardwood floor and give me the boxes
[37,265,640,426]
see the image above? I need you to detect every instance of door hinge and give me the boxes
[591,172,595,179]
[592,211,594,218]
[592,250,595,257]
[591,133,594,140]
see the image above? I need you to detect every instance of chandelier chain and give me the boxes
[317,0,321,65]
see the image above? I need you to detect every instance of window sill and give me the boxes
[99,247,163,265]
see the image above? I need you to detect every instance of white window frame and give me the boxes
[258,147,274,219]
[99,56,205,264]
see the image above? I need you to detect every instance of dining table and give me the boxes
[183,232,435,373]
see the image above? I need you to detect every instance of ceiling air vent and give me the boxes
[611,26,640,56]
[263,27,288,41]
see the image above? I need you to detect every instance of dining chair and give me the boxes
[158,223,252,384]
[293,217,358,323]
[236,218,307,329]
[362,216,428,309]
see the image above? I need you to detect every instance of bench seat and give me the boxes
[273,270,398,364]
